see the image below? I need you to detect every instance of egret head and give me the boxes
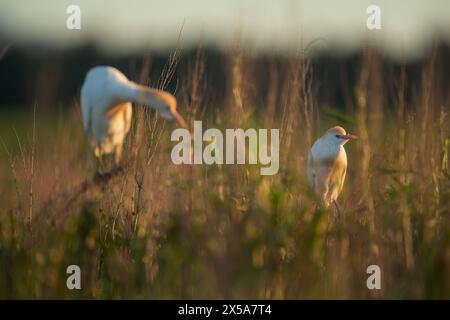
[157,93,188,129]
[325,126,358,146]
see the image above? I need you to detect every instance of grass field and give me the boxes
[0,48,449,299]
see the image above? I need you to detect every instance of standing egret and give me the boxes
[307,126,357,210]
[80,66,187,175]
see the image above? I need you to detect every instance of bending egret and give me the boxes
[80,66,187,175]
[307,126,357,209]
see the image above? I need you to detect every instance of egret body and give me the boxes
[80,66,187,174]
[307,126,357,208]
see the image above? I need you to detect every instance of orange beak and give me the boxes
[341,134,358,140]
[170,109,188,129]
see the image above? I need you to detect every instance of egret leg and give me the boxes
[332,200,341,224]
[94,146,112,178]
[95,156,102,175]
[95,155,109,177]
[113,144,123,172]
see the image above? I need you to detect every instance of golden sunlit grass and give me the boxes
[0,47,449,299]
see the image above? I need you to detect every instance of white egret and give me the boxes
[307,126,357,210]
[80,66,187,175]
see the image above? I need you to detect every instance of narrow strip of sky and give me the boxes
[0,0,449,60]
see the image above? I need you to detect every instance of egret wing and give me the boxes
[328,149,347,201]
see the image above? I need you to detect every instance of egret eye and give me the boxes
[335,134,339,138]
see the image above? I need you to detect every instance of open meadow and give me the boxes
[0,46,449,299]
